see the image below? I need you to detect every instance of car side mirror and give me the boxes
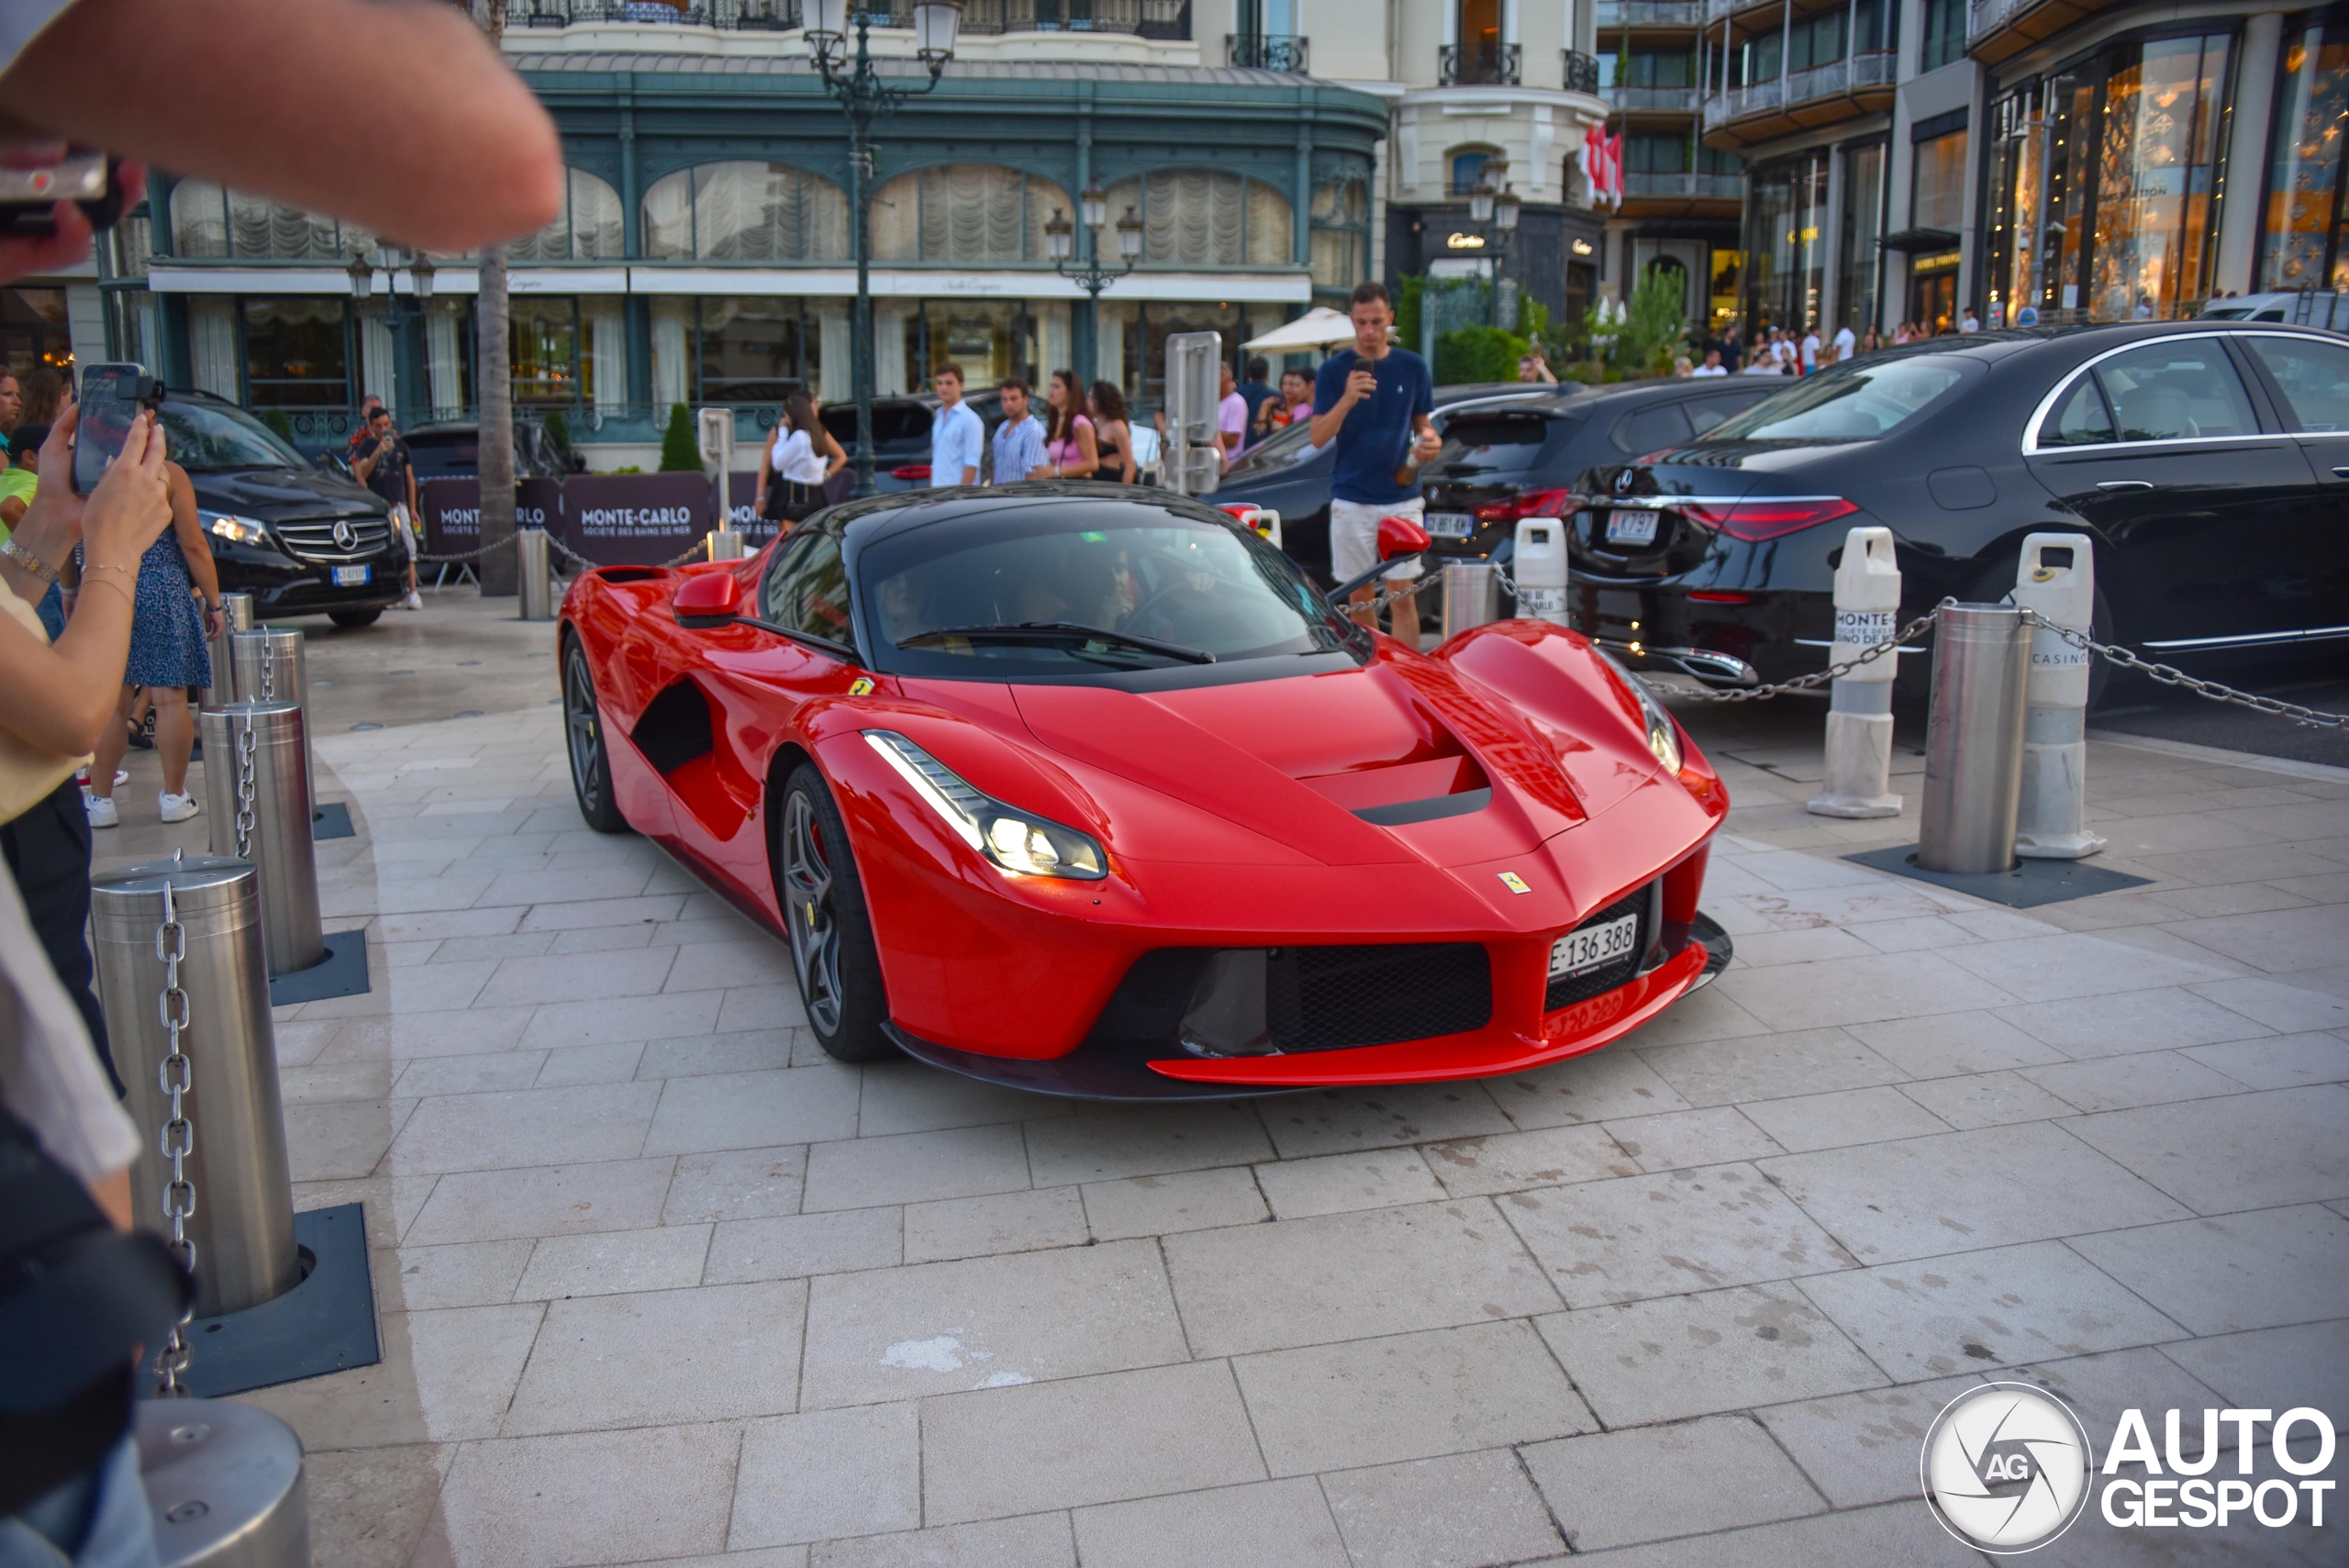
[673,572,742,628]
[1378,514,1432,560]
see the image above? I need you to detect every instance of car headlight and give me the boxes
[863,729,1107,880]
[203,512,271,548]
[1591,648,1683,776]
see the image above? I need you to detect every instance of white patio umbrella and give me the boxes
[1241,306,1365,353]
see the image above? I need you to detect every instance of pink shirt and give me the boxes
[1046,414,1093,472]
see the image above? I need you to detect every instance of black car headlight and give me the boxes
[1591,647,1683,776]
[202,510,271,548]
[864,729,1107,880]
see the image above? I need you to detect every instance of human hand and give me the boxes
[11,406,88,562]
[1412,426,1442,463]
[1345,368,1376,405]
[79,410,173,570]
[0,154,140,289]
[204,602,225,640]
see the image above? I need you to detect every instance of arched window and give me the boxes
[1099,171,1293,268]
[641,162,850,262]
[1449,147,1497,195]
[169,180,373,261]
[510,169,626,261]
[1309,172,1368,290]
[870,166,1063,263]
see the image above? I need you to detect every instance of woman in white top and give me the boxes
[757,392,847,528]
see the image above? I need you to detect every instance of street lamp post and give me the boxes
[345,248,439,427]
[1044,183,1142,381]
[1469,160,1520,328]
[807,0,962,498]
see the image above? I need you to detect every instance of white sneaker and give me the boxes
[114,769,128,786]
[86,795,118,828]
[159,792,200,825]
[402,591,423,610]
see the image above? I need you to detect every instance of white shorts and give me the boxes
[1330,496,1425,584]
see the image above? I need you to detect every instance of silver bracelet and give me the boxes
[1,536,59,584]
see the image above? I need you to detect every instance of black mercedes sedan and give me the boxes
[1569,322,2348,696]
[163,392,407,628]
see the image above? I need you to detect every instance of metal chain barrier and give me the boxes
[233,715,258,859]
[1666,610,1944,703]
[258,632,276,703]
[2018,608,2349,730]
[154,880,196,1396]
[412,540,502,565]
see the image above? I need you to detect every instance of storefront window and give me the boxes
[510,297,626,409]
[871,166,1060,264]
[510,169,627,262]
[1836,141,1885,332]
[242,298,349,407]
[642,163,851,262]
[168,181,373,261]
[1309,174,1366,291]
[2259,20,2349,291]
[1114,300,1244,411]
[686,297,820,404]
[1984,89,2046,327]
[893,300,1039,394]
[1100,170,1295,268]
[1743,153,1828,333]
[1912,130,1967,232]
[2092,34,2232,320]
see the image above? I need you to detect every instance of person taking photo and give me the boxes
[1308,281,1440,648]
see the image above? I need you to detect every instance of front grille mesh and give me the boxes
[1543,884,1653,1012]
[274,516,390,562]
[1266,942,1492,1053]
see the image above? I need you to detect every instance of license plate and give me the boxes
[1426,511,1475,539]
[1549,912,1641,979]
[332,565,371,587]
[1604,510,1660,547]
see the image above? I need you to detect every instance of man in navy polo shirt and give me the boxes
[1308,280,1441,647]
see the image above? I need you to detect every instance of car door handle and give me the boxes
[2095,480,2154,491]
[2333,466,2349,478]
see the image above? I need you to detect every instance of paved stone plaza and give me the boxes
[97,594,2347,1567]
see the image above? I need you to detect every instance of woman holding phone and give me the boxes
[757,392,844,528]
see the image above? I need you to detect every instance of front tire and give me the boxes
[562,639,630,834]
[328,608,382,629]
[777,763,895,1062]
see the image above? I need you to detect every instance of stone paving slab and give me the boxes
[83,596,2347,1566]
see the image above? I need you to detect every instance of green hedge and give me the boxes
[659,404,701,473]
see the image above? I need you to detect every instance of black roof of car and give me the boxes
[832,480,1236,550]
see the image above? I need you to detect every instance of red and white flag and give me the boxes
[1583,125,1622,207]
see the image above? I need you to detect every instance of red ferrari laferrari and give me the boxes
[558,485,1731,1097]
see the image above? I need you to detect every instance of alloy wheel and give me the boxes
[782,789,845,1036]
[562,647,604,814]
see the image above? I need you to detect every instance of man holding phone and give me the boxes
[1308,280,1440,648]
[351,406,423,610]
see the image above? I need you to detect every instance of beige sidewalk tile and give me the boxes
[637,1028,796,1080]
[1070,1478,1347,1568]
[1486,1047,1695,1127]
[2183,1031,2349,1089]
[515,1225,713,1300]
[1738,1084,1953,1151]
[921,1362,1263,1524]
[386,1082,662,1174]
[2062,1084,2349,1213]
[1022,1101,1273,1185]
[1253,1147,1444,1218]
[1601,1106,1781,1173]
[379,1240,535,1311]
[1845,1010,2068,1077]
[406,1157,677,1246]
[662,1146,808,1224]
[425,1423,740,1568]
[856,1061,1078,1137]
[2021,1050,2250,1113]
[1422,1122,1637,1195]
[1321,1449,1564,1568]
[807,1514,1074,1568]
[2066,1205,2349,1335]
[1521,1415,1826,1552]
[1260,1083,1516,1159]
[643,1067,862,1155]
[802,1124,1032,1211]
[2160,1321,2349,1425]
[1998,985,2281,1058]
[705,1209,902,1284]
[1080,1167,1269,1240]
[1164,1198,1559,1358]
[240,1302,544,1450]
[730,1404,921,1550]
[904,1188,1087,1263]
[503,1281,807,1434]
[1534,1285,1887,1425]
[1231,1318,1593,1474]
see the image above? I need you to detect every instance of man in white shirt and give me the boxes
[1800,325,1820,374]
[1216,363,1248,471]
[929,361,983,486]
[987,378,1048,484]
[1960,308,1983,333]
[1831,324,1856,364]
[1691,348,1728,377]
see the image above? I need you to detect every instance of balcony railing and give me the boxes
[1596,1,1702,25]
[1701,0,1741,22]
[1701,49,1895,127]
[1563,49,1601,94]
[1439,40,1522,85]
[1604,83,1700,111]
[1227,32,1307,71]
[1623,171,1743,198]
[1969,0,2024,36]
[516,0,1193,36]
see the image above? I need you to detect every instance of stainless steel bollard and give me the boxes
[1919,603,2031,874]
[517,526,555,621]
[228,626,313,798]
[707,528,746,562]
[92,854,300,1318]
[139,1396,310,1568]
[1440,560,1502,640]
[200,702,323,975]
[2012,533,2106,860]
[201,592,255,713]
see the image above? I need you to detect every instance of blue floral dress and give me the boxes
[119,531,213,690]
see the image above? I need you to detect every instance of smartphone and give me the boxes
[72,363,165,495]
[0,150,127,237]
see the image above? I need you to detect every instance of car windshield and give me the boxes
[1221,417,1323,478]
[156,399,306,472]
[860,507,1358,676]
[1430,410,1555,476]
[1698,355,1973,443]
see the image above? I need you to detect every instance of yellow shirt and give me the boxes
[0,466,34,545]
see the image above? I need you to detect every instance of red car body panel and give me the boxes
[561,532,1731,1095]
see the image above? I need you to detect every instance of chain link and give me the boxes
[1663,610,1943,703]
[2017,608,2349,730]
[233,716,257,859]
[154,878,196,1396]
[258,631,276,703]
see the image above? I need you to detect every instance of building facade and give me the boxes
[1597,0,1746,334]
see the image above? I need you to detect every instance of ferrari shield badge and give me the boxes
[1497,872,1533,895]
[847,676,875,697]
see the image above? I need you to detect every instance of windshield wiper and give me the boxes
[897,621,1216,664]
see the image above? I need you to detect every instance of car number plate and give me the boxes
[1604,510,1660,547]
[1426,511,1475,539]
[332,564,372,587]
[1549,913,1640,979]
